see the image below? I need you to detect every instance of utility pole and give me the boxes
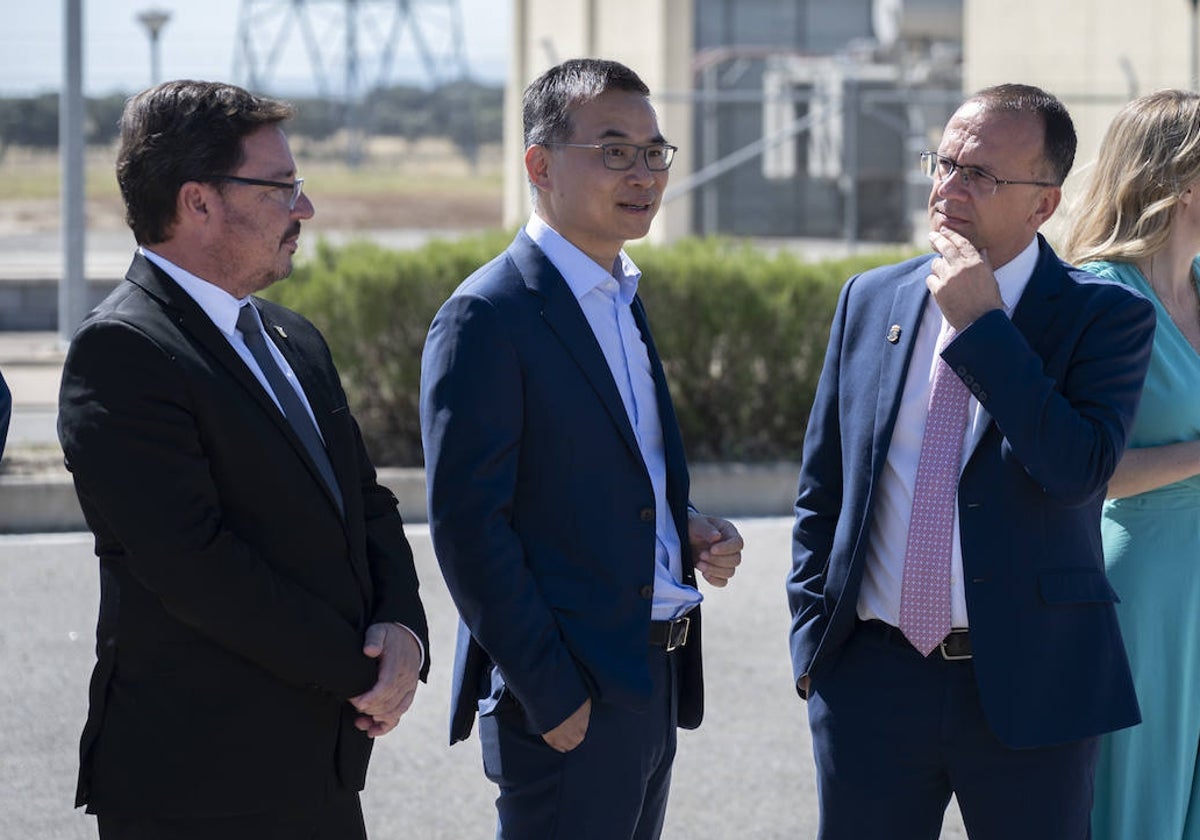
[59,0,86,344]
[136,8,172,86]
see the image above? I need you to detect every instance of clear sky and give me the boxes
[0,0,510,96]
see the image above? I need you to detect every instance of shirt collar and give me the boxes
[140,246,249,337]
[991,236,1040,316]
[525,213,642,305]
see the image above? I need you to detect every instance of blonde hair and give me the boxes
[1063,89,1200,265]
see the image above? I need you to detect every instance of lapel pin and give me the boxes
[274,325,288,339]
[886,324,902,344]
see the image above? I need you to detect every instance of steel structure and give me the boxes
[233,0,472,162]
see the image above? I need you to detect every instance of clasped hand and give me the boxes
[349,622,422,737]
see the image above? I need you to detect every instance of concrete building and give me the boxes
[965,0,1200,244]
[502,0,964,246]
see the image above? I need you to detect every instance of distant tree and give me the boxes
[87,93,129,145]
[0,94,60,152]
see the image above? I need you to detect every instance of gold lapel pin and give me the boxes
[274,325,288,339]
[886,324,902,344]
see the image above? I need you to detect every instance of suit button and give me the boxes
[955,365,968,376]
[640,585,654,599]
[640,507,655,522]
[970,382,982,394]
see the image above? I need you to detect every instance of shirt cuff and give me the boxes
[392,622,426,670]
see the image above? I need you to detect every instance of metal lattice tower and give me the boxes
[233,0,473,163]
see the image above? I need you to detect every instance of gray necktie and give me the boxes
[236,303,344,515]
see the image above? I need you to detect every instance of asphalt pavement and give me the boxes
[0,520,969,839]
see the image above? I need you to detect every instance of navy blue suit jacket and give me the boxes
[421,231,703,745]
[788,235,1155,750]
[0,366,9,462]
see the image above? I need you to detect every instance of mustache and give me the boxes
[282,223,301,242]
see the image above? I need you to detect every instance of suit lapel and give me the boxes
[255,304,357,528]
[510,233,643,462]
[873,270,930,467]
[126,257,348,524]
[632,296,694,574]
[1009,236,1064,357]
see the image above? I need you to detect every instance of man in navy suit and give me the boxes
[420,58,744,840]
[0,367,10,461]
[788,84,1155,838]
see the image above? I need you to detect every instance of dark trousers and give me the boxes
[808,619,1098,840]
[478,646,679,840]
[95,787,366,840]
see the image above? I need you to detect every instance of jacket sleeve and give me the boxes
[943,289,1155,505]
[787,277,852,685]
[420,291,591,734]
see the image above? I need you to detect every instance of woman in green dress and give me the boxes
[1063,88,1200,840]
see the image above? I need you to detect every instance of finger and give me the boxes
[362,623,389,658]
[697,564,731,587]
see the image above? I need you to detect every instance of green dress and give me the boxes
[1084,260,1200,840]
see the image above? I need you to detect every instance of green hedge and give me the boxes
[269,232,911,466]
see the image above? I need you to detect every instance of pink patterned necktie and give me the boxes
[899,325,972,656]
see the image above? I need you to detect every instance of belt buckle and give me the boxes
[938,630,972,661]
[665,616,690,652]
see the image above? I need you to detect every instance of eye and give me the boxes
[604,145,632,161]
[645,146,665,162]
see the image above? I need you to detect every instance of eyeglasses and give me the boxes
[546,142,677,171]
[212,175,305,210]
[919,152,1058,196]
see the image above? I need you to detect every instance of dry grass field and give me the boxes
[0,135,506,236]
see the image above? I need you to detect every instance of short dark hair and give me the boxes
[522,58,650,148]
[116,80,294,245]
[968,83,1077,185]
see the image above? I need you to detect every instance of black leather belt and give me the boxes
[861,619,972,661]
[938,629,972,661]
[649,615,691,651]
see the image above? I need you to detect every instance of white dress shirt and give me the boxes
[526,214,702,621]
[857,237,1040,629]
[140,247,323,435]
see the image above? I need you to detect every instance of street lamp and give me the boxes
[136,8,172,86]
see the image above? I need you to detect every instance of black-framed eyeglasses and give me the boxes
[545,142,677,171]
[211,175,305,210]
[919,152,1058,197]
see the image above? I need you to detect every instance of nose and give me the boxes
[292,191,315,219]
[935,164,969,199]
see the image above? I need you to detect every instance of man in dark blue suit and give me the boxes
[788,85,1155,838]
[420,58,744,840]
[0,367,10,462]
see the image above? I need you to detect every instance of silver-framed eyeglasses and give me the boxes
[919,151,1058,196]
[546,142,677,171]
[212,175,305,210]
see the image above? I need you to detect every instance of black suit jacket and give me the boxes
[58,254,429,818]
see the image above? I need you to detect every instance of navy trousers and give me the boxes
[808,619,1098,840]
[478,646,679,840]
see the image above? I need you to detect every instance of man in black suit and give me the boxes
[57,80,429,840]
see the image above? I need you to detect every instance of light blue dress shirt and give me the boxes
[526,214,702,621]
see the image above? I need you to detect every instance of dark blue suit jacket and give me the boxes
[421,231,703,745]
[788,235,1155,750]
[0,366,9,462]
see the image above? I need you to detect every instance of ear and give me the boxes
[1030,185,1062,229]
[176,181,213,228]
[524,144,552,192]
